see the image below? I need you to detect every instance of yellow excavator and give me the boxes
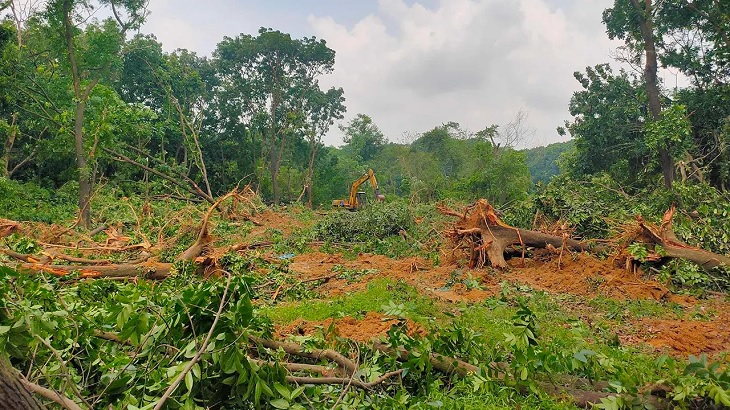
[332,169,385,210]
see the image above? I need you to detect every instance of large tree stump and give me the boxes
[440,199,595,268]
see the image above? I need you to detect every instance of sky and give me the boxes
[137,0,684,149]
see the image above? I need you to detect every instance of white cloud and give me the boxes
[137,0,683,149]
[310,0,624,148]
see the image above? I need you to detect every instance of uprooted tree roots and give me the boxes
[440,199,598,268]
[440,199,729,271]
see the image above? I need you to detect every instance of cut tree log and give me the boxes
[635,206,730,270]
[16,261,172,279]
[440,199,599,268]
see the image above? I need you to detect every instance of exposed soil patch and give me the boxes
[504,250,673,301]
[248,209,306,238]
[630,313,730,356]
[289,249,680,304]
[276,311,426,343]
[289,251,498,302]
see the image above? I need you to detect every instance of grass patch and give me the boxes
[263,279,443,324]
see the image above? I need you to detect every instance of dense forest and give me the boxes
[2,1,730,409]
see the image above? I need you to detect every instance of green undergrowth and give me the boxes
[262,279,442,324]
[0,177,78,222]
[265,280,730,408]
[311,200,445,261]
[2,265,730,409]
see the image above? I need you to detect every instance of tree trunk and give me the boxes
[269,143,280,205]
[2,113,17,178]
[0,356,46,410]
[75,101,92,229]
[306,141,317,209]
[63,0,97,228]
[636,207,730,269]
[631,0,673,188]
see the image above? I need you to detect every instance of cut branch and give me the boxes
[284,369,403,390]
[153,272,232,410]
[103,147,215,204]
[19,379,83,410]
[248,335,358,376]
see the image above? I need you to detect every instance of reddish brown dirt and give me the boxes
[629,313,730,356]
[504,250,674,301]
[289,251,497,303]
[289,250,680,304]
[248,209,305,238]
[282,247,730,357]
[276,311,426,343]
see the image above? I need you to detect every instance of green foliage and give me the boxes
[645,104,693,159]
[314,201,412,242]
[672,354,730,407]
[0,266,274,409]
[340,113,387,162]
[559,64,649,185]
[522,141,575,185]
[0,177,77,222]
[532,174,632,238]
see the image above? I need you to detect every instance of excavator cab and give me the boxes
[355,191,367,207]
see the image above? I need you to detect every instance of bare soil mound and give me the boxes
[631,313,730,356]
[248,209,306,238]
[289,251,497,302]
[290,249,680,304]
[504,250,672,301]
[276,311,426,342]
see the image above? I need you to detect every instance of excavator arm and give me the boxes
[333,169,385,210]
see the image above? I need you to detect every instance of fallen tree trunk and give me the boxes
[635,206,730,270]
[440,200,599,268]
[17,261,172,279]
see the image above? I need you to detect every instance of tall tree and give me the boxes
[339,114,386,162]
[604,0,673,187]
[213,28,339,204]
[559,64,649,184]
[43,0,147,227]
[302,87,345,208]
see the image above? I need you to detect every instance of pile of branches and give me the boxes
[0,186,262,280]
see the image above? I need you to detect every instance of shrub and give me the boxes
[314,201,412,242]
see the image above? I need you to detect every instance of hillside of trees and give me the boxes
[523,141,574,185]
